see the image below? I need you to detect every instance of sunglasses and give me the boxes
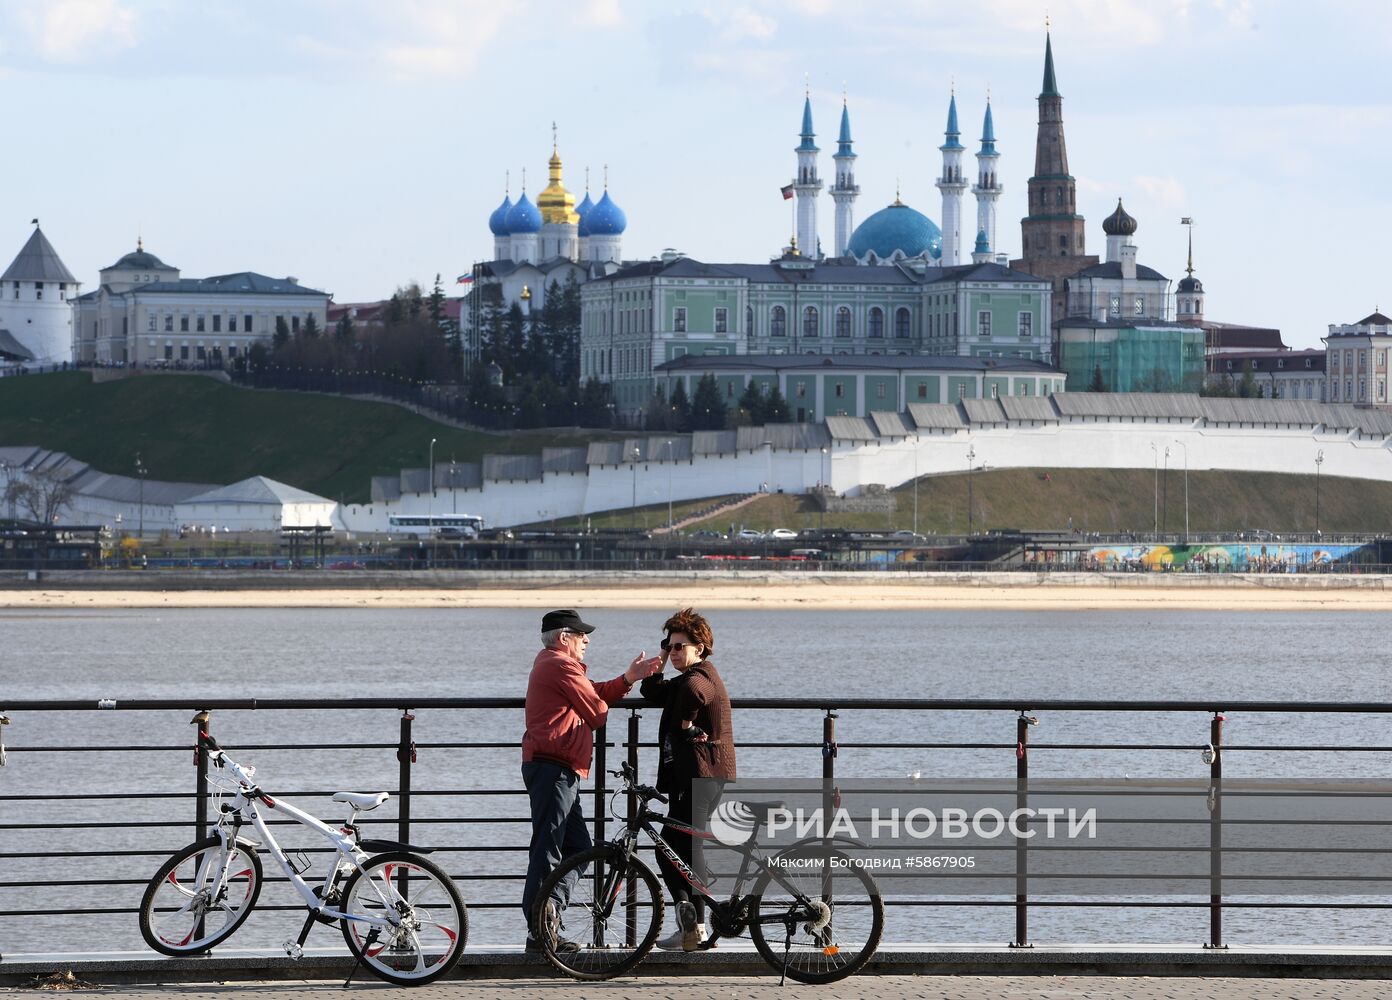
[661,640,698,652]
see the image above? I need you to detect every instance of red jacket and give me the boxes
[522,647,631,778]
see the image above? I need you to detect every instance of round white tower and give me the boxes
[830,98,860,258]
[793,94,823,260]
[935,94,969,266]
[0,223,79,364]
[971,99,1002,259]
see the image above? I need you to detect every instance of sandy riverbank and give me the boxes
[2,573,1391,611]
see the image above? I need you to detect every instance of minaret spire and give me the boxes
[830,93,860,257]
[792,90,822,259]
[972,95,1002,260]
[936,92,968,265]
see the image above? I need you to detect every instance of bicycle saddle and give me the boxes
[738,800,786,822]
[333,791,390,811]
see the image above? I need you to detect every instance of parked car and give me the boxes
[736,528,764,540]
[769,528,798,540]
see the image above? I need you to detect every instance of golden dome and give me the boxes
[537,138,579,226]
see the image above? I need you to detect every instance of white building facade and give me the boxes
[1325,311,1392,407]
[0,225,79,364]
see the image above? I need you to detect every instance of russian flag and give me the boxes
[780,184,795,200]
[456,274,474,285]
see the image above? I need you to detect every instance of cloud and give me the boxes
[1134,174,1187,206]
[19,0,138,62]
[576,0,624,27]
[701,5,778,42]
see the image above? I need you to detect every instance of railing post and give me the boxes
[1206,712,1225,949]
[821,709,838,911]
[594,721,607,848]
[1011,711,1034,948]
[627,709,641,947]
[194,713,210,842]
[396,709,415,898]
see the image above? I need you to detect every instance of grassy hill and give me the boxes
[0,372,602,503]
[2,372,1387,532]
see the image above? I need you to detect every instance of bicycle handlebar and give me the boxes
[607,763,667,805]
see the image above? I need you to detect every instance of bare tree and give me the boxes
[8,470,76,524]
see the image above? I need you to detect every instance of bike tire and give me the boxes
[338,851,467,986]
[139,836,263,956]
[533,844,664,981]
[747,843,884,984]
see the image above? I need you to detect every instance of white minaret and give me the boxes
[793,92,822,258]
[971,98,1001,258]
[830,97,859,257]
[935,93,969,266]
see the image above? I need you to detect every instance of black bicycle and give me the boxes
[534,762,883,984]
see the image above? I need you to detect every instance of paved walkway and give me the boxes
[2,977,1380,999]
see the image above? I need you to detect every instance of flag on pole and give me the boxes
[455,274,474,285]
[780,184,795,200]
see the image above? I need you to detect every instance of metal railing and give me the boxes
[3,696,1391,955]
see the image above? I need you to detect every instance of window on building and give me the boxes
[726,382,734,398]
[803,306,819,338]
[245,314,253,332]
[1022,382,1032,396]
[771,305,786,337]
[895,308,910,338]
[10,281,17,299]
[1277,358,1285,369]
[196,346,207,361]
[164,344,173,360]
[180,345,189,360]
[1225,360,1233,371]
[1058,235,1068,249]
[291,316,300,333]
[917,384,927,399]
[674,307,687,333]
[834,381,845,398]
[990,384,999,398]
[835,306,851,338]
[796,382,806,398]
[745,305,753,333]
[957,384,966,400]
[1305,358,1312,369]
[229,315,237,332]
[59,282,66,301]
[122,317,128,335]
[977,311,991,338]
[714,307,727,333]
[228,345,238,358]
[195,316,204,332]
[35,283,43,300]
[212,315,222,333]
[875,383,886,400]
[868,307,884,338]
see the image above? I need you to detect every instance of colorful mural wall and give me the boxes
[1027,542,1374,572]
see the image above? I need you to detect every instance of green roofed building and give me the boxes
[580,251,1054,419]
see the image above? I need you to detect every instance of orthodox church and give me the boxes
[462,128,630,366]
[787,90,1004,269]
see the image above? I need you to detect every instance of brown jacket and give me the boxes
[640,658,736,793]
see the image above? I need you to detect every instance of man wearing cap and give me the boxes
[521,609,661,951]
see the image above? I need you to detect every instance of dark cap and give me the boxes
[541,609,595,634]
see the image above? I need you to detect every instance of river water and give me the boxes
[4,606,1391,955]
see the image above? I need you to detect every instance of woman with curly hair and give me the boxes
[639,607,736,952]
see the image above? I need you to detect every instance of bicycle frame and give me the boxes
[208,752,397,932]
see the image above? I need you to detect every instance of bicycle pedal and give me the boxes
[283,940,304,960]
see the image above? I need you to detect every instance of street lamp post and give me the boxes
[1148,442,1159,534]
[427,437,437,538]
[450,461,457,514]
[1315,449,1324,535]
[912,436,920,536]
[1172,439,1189,543]
[966,444,976,537]
[135,453,147,539]
[1161,445,1170,534]
[631,445,640,531]
[819,446,829,531]
[665,439,674,530]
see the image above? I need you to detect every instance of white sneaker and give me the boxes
[657,901,708,951]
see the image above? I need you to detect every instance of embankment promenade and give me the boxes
[2,570,1392,611]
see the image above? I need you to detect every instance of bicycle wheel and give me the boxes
[533,844,664,981]
[748,843,884,984]
[139,836,263,955]
[338,851,467,986]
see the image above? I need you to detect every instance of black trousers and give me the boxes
[656,777,725,924]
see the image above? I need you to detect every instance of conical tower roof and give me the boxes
[2,226,76,283]
[1042,32,1060,97]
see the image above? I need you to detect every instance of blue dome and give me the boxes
[846,202,942,260]
[586,191,627,236]
[488,195,513,236]
[504,193,542,234]
[576,192,595,237]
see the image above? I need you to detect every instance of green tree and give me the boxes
[691,373,725,430]
[668,379,692,432]
[1239,369,1258,398]
[736,380,765,425]
[273,316,291,348]
[300,313,320,340]
[764,383,790,423]
[577,376,613,427]
[334,313,356,347]
[1088,365,1107,392]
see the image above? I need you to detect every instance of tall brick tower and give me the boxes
[1011,32,1098,332]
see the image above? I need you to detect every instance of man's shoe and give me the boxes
[535,899,582,954]
[525,934,580,955]
[677,900,705,952]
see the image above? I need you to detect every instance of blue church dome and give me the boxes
[504,193,542,234]
[585,191,627,236]
[488,195,513,236]
[576,191,595,237]
[846,201,942,260]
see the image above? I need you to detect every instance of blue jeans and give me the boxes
[521,760,592,935]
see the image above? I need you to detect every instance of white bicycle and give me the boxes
[138,723,466,986]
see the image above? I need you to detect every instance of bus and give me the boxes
[387,514,485,538]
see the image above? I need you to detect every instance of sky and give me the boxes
[4,0,1387,349]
